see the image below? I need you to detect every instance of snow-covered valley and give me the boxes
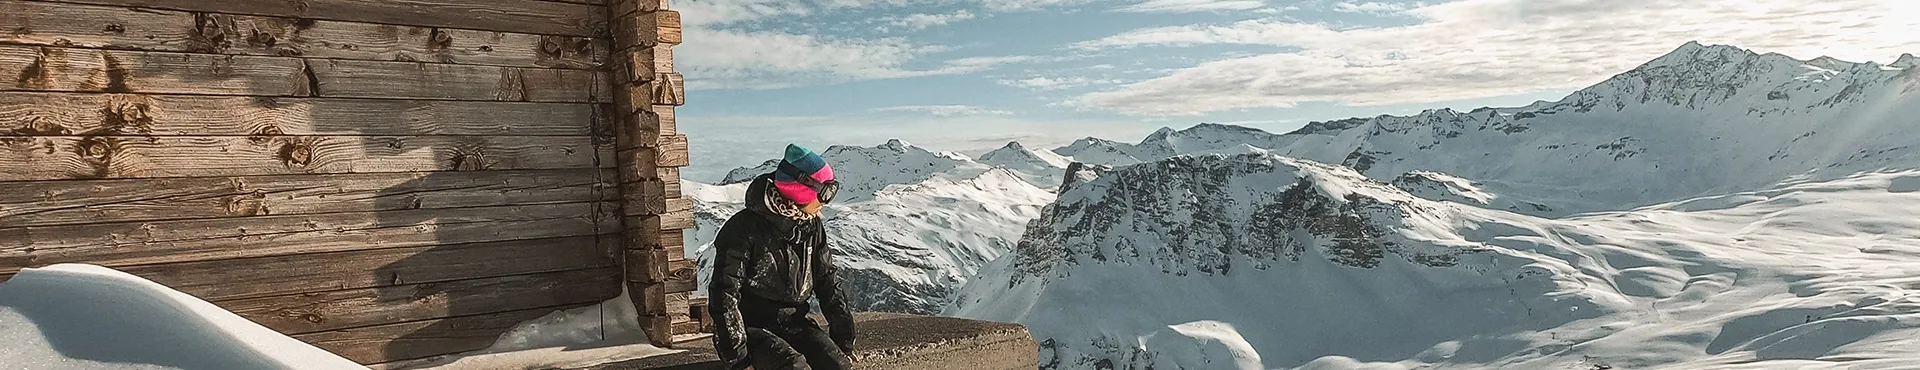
[687,42,1920,369]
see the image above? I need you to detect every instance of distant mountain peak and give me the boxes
[1894,53,1919,69]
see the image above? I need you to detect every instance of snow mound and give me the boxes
[0,264,366,369]
[950,153,1920,369]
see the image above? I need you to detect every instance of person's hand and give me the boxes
[803,201,823,215]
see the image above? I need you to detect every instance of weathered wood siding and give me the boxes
[0,0,694,365]
[605,0,696,346]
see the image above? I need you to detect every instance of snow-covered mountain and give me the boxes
[948,152,1920,369]
[978,141,1075,189]
[690,140,1060,314]
[1257,41,1920,215]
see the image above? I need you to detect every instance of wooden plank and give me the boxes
[305,58,604,102]
[0,45,309,95]
[0,201,618,274]
[0,92,603,137]
[657,134,689,167]
[630,282,666,316]
[0,1,606,69]
[122,234,618,302]
[0,135,609,181]
[296,303,593,364]
[663,258,695,293]
[219,267,619,334]
[649,72,685,106]
[625,227,683,259]
[615,47,671,84]
[651,105,677,137]
[625,248,667,283]
[609,0,667,18]
[622,213,688,255]
[611,10,679,51]
[0,169,614,228]
[39,0,609,37]
[665,291,691,322]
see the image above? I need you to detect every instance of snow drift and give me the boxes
[0,264,366,370]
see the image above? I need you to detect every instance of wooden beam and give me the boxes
[0,44,310,96]
[0,201,617,274]
[609,0,667,18]
[625,248,668,283]
[657,134,690,167]
[615,48,672,84]
[0,92,605,137]
[305,58,605,102]
[219,267,619,334]
[0,0,605,69]
[663,258,695,293]
[0,45,607,102]
[626,228,684,258]
[611,10,679,51]
[36,0,609,37]
[295,303,595,364]
[0,168,613,228]
[0,135,609,181]
[649,73,686,106]
[121,234,618,302]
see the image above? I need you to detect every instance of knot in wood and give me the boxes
[103,101,154,134]
[428,29,453,50]
[278,139,315,167]
[540,37,564,56]
[104,24,125,34]
[300,313,324,323]
[247,28,277,47]
[75,137,112,160]
[191,13,230,51]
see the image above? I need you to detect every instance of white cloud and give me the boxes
[1116,0,1268,13]
[882,10,978,32]
[1000,76,1125,90]
[677,28,1030,89]
[1333,1,1410,13]
[871,105,1016,116]
[1068,0,1920,116]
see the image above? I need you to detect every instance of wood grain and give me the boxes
[0,92,604,137]
[0,0,605,69]
[611,10,679,51]
[609,0,667,18]
[0,44,310,95]
[0,201,618,273]
[220,266,619,334]
[649,72,685,106]
[657,134,689,167]
[615,47,671,84]
[625,227,683,259]
[296,303,596,364]
[305,58,605,102]
[663,258,695,293]
[123,234,617,301]
[0,168,614,227]
[625,248,667,283]
[37,0,609,37]
[0,135,609,181]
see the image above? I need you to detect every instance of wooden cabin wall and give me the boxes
[0,0,654,365]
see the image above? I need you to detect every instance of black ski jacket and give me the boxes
[708,174,856,369]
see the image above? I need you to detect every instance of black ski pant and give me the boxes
[744,317,852,370]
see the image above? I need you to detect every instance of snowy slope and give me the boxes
[693,149,1056,314]
[978,141,1074,189]
[0,264,366,369]
[948,152,1920,370]
[1259,42,1920,215]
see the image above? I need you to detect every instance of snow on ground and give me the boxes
[948,152,1920,370]
[388,288,680,370]
[0,264,367,370]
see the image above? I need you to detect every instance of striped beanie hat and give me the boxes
[772,144,834,204]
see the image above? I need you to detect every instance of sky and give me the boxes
[672,0,1920,181]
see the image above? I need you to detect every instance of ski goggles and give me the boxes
[775,161,839,204]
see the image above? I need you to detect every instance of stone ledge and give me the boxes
[584,313,1037,370]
